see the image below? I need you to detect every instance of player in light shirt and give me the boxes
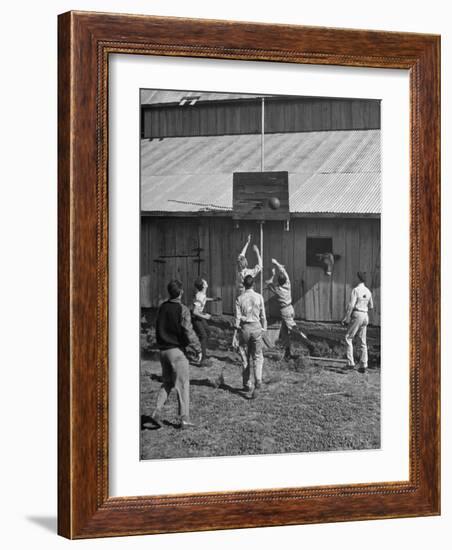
[232,274,267,399]
[266,258,314,359]
[236,234,262,294]
[342,271,374,372]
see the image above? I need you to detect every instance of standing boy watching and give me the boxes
[342,271,374,373]
[232,275,267,399]
[151,279,201,429]
[266,258,314,359]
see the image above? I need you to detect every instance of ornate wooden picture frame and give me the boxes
[58,11,440,539]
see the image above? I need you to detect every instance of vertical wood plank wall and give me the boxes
[142,98,381,138]
[141,216,381,325]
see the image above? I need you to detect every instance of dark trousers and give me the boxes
[279,305,314,355]
[192,317,210,359]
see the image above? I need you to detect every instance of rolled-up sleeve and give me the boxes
[250,264,262,277]
[277,264,288,279]
[266,281,277,295]
[345,289,357,318]
[235,297,242,328]
[277,265,291,291]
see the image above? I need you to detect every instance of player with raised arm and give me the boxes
[236,234,262,294]
[266,258,314,359]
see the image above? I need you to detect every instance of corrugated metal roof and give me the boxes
[141,130,380,214]
[140,90,271,105]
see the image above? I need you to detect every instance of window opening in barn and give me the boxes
[306,237,333,267]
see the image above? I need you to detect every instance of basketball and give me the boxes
[268,197,281,210]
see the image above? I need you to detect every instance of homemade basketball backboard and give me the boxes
[232,171,290,221]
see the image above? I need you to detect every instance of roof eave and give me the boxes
[141,210,381,219]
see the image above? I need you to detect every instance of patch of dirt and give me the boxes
[140,309,381,460]
[141,309,381,367]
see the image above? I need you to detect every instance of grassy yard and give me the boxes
[140,315,380,460]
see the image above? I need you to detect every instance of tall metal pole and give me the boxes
[260,221,264,294]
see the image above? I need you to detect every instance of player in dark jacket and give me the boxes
[151,279,201,429]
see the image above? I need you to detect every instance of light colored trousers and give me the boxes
[156,348,190,421]
[238,322,264,390]
[279,304,297,351]
[344,311,369,367]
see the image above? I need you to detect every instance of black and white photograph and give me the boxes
[139,88,381,460]
[2,0,446,546]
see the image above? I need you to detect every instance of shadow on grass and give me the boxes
[321,365,354,375]
[190,377,250,400]
[208,353,239,367]
[217,381,251,400]
[146,374,250,400]
[162,419,181,429]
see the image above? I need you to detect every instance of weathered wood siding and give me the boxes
[142,97,381,139]
[141,216,381,325]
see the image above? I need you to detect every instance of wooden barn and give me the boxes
[140,91,381,325]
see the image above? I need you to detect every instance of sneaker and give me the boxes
[150,410,163,428]
[250,381,262,399]
[180,419,196,430]
[357,365,368,374]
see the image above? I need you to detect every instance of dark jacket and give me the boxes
[156,298,201,353]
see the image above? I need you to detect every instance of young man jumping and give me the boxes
[266,258,314,360]
[236,234,262,294]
